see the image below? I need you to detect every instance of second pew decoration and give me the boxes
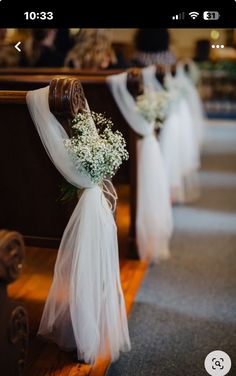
[136,90,169,129]
[107,72,173,263]
[64,111,129,184]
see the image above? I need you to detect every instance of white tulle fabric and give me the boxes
[142,65,163,92]
[26,86,130,364]
[176,63,205,148]
[163,72,201,202]
[142,66,200,203]
[107,72,173,262]
[185,59,201,85]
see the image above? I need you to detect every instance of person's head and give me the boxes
[135,29,170,53]
[23,29,57,65]
[65,29,117,69]
[32,29,57,47]
[133,29,175,68]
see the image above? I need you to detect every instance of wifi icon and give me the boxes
[189,11,199,19]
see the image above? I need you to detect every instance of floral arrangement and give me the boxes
[164,75,188,102]
[136,90,170,128]
[64,110,129,184]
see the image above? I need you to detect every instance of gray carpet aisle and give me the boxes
[107,123,236,376]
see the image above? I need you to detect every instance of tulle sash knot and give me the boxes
[101,179,118,213]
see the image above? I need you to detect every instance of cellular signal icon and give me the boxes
[172,12,185,20]
[189,11,199,19]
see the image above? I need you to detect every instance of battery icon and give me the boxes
[203,11,220,20]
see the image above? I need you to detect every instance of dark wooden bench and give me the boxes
[0,80,82,248]
[0,72,143,256]
[0,67,124,76]
[0,229,28,376]
[0,74,131,184]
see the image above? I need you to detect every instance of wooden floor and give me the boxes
[8,185,147,376]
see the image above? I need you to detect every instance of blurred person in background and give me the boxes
[65,29,128,69]
[132,28,176,67]
[20,29,64,67]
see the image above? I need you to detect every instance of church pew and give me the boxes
[0,67,124,76]
[0,74,132,183]
[0,80,83,248]
[0,74,107,90]
[0,72,142,257]
[0,230,29,376]
[0,74,131,185]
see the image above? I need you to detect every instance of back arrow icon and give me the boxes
[15,41,21,52]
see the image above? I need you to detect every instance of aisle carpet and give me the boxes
[107,123,236,376]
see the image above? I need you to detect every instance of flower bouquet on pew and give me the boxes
[136,90,170,129]
[64,110,129,183]
[164,74,189,102]
[60,110,129,203]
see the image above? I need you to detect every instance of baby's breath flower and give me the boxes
[136,90,170,129]
[64,110,129,184]
[164,76,189,104]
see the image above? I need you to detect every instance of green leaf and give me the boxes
[58,180,79,203]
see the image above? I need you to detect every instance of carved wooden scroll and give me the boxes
[155,64,166,85]
[49,77,87,136]
[156,63,177,84]
[0,230,25,283]
[127,68,144,99]
[0,230,28,376]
